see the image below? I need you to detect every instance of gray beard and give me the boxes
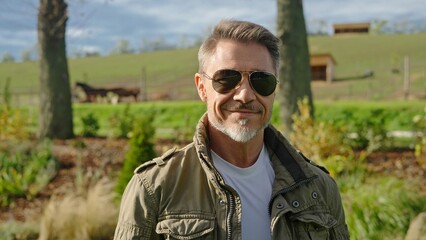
[210,118,267,143]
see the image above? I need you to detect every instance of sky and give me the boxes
[1,0,425,61]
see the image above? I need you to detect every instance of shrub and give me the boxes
[0,105,30,140]
[2,77,11,107]
[108,104,135,138]
[80,112,100,137]
[0,221,39,240]
[342,176,426,240]
[115,114,156,195]
[0,141,58,207]
[0,78,31,140]
[289,98,358,176]
[38,178,118,240]
[171,113,194,144]
[346,109,389,151]
[413,107,426,162]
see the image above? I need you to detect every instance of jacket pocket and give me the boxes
[155,214,215,239]
[291,212,337,240]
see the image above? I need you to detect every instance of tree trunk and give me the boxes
[276,0,314,132]
[37,0,73,139]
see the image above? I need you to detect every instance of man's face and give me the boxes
[195,39,276,143]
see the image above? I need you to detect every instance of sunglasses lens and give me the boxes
[250,72,277,96]
[212,70,242,93]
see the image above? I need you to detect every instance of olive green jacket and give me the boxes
[114,115,350,239]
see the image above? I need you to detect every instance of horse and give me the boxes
[108,87,140,102]
[75,82,108,102]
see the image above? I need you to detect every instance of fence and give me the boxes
[1,58,425,107]
[312,57,426,101]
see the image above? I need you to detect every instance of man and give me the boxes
[114,19,349,239]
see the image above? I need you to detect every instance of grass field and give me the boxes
[1,33,426,102]
[19,100,424,141]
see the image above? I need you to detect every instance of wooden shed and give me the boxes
[310,54,336,83]
[333,22,370,35]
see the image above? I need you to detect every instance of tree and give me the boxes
[276,0,314,132]
[110,38,134,54]
[2,52,15,63]
[371,19,388,35]
[307,19,328,36]
[38,0,74,139]
[21,49,33,62]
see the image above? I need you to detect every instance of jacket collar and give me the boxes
[193,113,316,187]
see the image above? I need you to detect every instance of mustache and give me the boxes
[224,103,263,112]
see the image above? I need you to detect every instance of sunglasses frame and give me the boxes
[202,69,279,96]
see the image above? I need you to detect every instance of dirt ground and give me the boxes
[0,137,425,224]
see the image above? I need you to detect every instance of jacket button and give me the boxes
[292,201,300,208]
[276,203,284,209]
[312,191,318,199]
[219,199,226,205]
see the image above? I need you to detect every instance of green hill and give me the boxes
[1,33,425,102]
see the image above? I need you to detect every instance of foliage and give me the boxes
[108,104,135,138]
[289,98,360,176]
[80,112,100,137]
[289,99,425,238]
[1,52,15,63]
[315,102,422,150]
[38,178,118,240]
[110,38,134,55]
[115,114,157,195]
[344,109,389,151]
[0,105,31,140]
[0,79,31,140]
[413,107,426,162]
[0,221,39,240]
[341,176,426,240]
[66,100,424,149]
[2,77,11,107]
[0,141,58,207]
[171,113,195,143]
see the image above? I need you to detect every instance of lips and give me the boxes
[224,103,263,116]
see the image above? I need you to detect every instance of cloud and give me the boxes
[77,45,102,53]
[0,29,36,47]
[304,0,426,23]
[67,27,92,39]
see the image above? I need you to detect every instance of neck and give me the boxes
[209,126,264,168]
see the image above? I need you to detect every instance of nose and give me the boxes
[233,74,256,103]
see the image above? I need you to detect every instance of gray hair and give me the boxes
[198,19,280,74]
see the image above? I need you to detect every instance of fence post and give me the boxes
[140,66,147,101]
[403,56,410,100]
[424,66,426,98]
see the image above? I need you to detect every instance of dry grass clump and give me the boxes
[38,178,118,240]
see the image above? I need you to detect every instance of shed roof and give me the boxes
[333,22,370,30]
[310,54,336,66]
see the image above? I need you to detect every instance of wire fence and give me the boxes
[1,58,425,107]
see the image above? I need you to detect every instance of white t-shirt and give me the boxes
[211,145,275,240]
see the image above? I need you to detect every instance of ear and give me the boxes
[195,73,207,102]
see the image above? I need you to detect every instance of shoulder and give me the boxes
[298,152,330,175]
[297,152,341,192]
[134,147,178,174]
[134,143,196,175]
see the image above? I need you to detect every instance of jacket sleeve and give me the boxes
[323,173,350,239]
[330,182,350,239]
[113,174,159,240]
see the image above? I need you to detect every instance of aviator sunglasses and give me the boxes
[202,69,279,96]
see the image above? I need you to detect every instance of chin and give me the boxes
[224,123,261,143]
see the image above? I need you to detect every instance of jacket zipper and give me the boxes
[226,190,235,240]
